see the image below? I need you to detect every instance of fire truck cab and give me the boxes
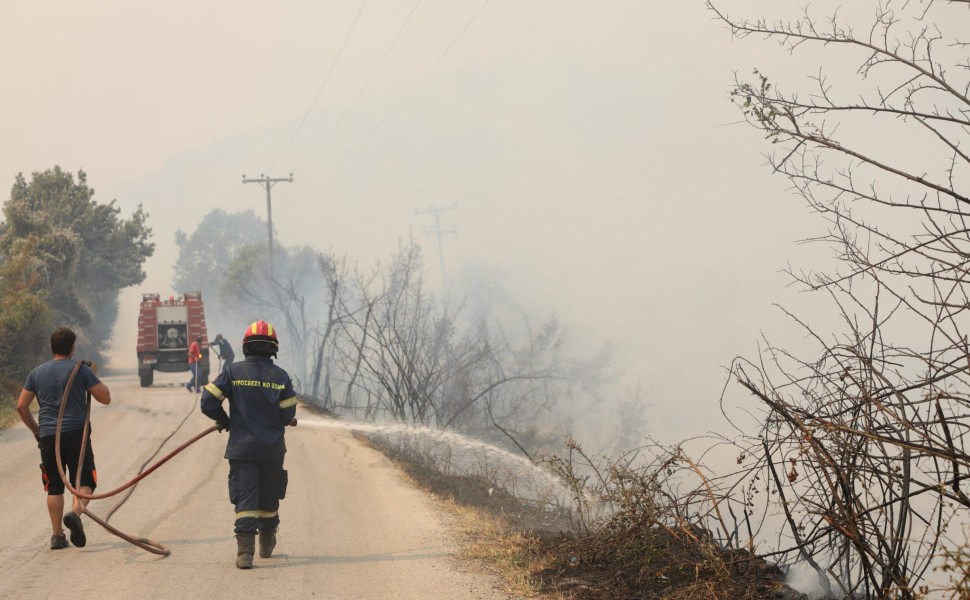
[136,292,210,387]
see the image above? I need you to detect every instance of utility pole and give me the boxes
[242,173,293,278]
[415,203,458,282]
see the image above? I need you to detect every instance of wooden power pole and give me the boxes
[242,173,293,277]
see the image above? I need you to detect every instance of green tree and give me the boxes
[0,167,154,364]
[0,237,54,391]
[172,209,267,335]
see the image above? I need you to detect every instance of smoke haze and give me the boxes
[1,1,860,441]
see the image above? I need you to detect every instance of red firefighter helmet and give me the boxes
[242,320,279,350]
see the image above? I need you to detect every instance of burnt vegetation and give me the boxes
[323,1,970,597]
[1,0,966,597]
[705,1,970,597]
[165,2,970,597]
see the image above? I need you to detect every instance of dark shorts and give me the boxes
[38,429,97,495]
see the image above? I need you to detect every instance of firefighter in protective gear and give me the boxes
[200,320,297,569]
[185,336,203,393]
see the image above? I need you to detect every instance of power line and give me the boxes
[263,0,369,174]
[276,186,388,225]
[292,0,423,173]
[274,173,406,225]
[307,0,492,176]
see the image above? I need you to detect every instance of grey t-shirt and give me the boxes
[24,359,101,437]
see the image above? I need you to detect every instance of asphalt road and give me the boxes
[0,371,510,600]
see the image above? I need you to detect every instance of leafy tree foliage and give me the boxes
[0,167,153,364]
[0,237,54,390]
[172,209,267,336]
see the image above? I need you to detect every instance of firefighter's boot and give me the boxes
[258,528,277,558]
[235,534,255,569]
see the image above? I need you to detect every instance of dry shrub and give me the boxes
[354,426,808,599]
[537,439,807,600]
[925,534,970,600]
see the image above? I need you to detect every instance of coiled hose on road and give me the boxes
[52,361,216,556]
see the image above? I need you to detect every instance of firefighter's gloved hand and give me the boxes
[215,421,230,433]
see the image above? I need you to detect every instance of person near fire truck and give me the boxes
[185,335,203,393]
[211,333,235,372]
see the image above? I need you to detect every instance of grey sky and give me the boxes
[1,1,879,439]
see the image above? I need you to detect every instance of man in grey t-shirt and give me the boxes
[17,327,112,550]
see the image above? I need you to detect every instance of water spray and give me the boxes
[297,415,577,506]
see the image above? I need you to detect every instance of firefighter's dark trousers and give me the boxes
[228,457,287,535]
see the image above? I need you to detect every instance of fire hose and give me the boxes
[53,360,217,556]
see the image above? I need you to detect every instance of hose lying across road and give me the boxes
[52,361,216,556]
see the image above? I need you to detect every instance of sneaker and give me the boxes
[50,534,68,550]
[186,384,193,393]
[63,512,86,548]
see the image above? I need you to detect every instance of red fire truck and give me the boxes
[136,292,210,387]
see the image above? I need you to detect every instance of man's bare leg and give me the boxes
[47,494,65,535]
[72,486,92,514]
